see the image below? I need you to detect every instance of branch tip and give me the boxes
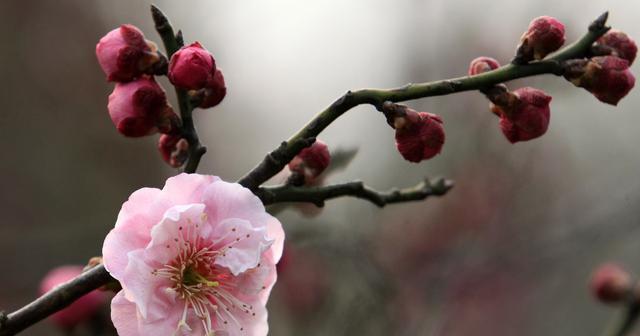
[150,4,168,27]
[590,11,610,32]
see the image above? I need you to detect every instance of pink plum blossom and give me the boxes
[102,174,284,336]
[39,265,106,329]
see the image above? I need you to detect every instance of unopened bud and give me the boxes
[515,16,565,62]
[96,24,164,82]
[288,140,331,184]
[168,42,217,90]
[107,76,178,137]
[199,69,227,108]
[593,30,637,66]
[563,56,635,105]
[158,134,189,168]
[394,109,445,163]
[590,263,631,304]
[491,87,551,143]
[468,57,501,76]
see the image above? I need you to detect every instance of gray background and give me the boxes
[0,0,639,335]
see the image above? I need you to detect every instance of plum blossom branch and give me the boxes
[151,5,206,173]
[0,265,111,336]
[0,9,617,336]
[256,177,453,207]
[237,11,610,190]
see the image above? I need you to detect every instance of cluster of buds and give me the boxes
[96,24,227,167]
[468,16,636,143]
[513,17,636,105]
[563,29,636,105]
[469,57,552,143]
[589,263,633,305]
[382,102,445,162]
[561,30,636,105]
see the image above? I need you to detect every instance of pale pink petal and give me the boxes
[111,291,141,336]
[121,249,174,321]
[147,203,207,265]
[202,181,272,229]
[112,289,185,336]
[116,187,171,230]
[212,218,272,275]
[163,173,219,205]
[103,225,149,280]
[265,215,285,262]
[214,298,268,336]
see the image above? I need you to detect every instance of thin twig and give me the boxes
[151,5,206,173]
[256,177,453,207]
[237,11,610,190]
[602,299,640,336]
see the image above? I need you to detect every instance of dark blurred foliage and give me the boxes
[1,1,639,335]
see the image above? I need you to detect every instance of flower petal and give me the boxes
[111,291,141,336]
[202,181,272,229]
[147,203,207,265]
[212,218,272,275]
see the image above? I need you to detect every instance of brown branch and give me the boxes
[0,265,112,336]
[151,5,206,174]
[256,177,453,207]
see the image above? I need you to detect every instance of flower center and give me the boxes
[182,265,219,288]
[150,221,257,335]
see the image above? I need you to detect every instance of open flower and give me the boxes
[102,174,284,336]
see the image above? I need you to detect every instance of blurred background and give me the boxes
[1,0,639,335]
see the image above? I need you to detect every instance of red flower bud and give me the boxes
[594,30,637,65]
[491,87,551,143]
[516,16,565,61]
[158,134,189,168]
[564,56,635,105]
[468,57,501,76]
[394,110,445,162]
[288,140,331,183]
[107,76,178,137]
[168,42,217,90]
[40,266,106,329]
[590,263,631,304]
[96,24,161,82]
[199,68,227,108]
